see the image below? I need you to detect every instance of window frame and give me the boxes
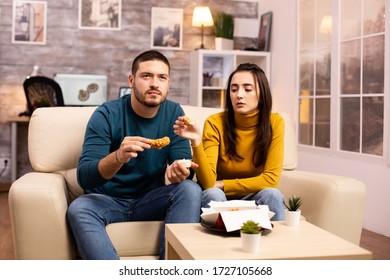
[297,0,389,165]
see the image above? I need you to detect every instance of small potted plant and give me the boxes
[284,195,303,226]
[214,12,234,50]
[240,220,262,253]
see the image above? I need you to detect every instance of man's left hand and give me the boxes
[166,160,198,184]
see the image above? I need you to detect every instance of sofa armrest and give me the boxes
[279,170,366,245]
[8,172,76,259]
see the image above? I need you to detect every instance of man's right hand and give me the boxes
[98,136,151,179]
[115,136,151,164]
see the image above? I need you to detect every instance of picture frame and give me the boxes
[257,11,272,51]
[119,87,131,98]
[79,0,121,30]
[151,7,183,50]
[12,1,47,45]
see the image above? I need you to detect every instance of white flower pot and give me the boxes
[215,38,234,50]
[240,232,261,253]
[285,209,301,226]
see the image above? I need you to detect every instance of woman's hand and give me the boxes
[173,116,202,146]
[213,180,224,190]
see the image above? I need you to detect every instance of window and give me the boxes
[298,0,332,148]
[298,0,386,157]
[339,0,385,156]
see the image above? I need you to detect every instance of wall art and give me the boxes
[258,11,272,51]
[12,1,47,45]
[151,7,183,50]
[79,0,121,30]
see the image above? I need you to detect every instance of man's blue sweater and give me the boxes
[77,95,192,198]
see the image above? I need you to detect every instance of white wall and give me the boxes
[258,0,298,114]
[260,0,390,237]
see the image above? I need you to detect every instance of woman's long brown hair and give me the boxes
[223,63,273,167]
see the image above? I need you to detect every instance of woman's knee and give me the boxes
[202,188,226,208]
[203,187,225,198]
[257,188,284,201]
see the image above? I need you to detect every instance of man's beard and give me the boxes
[133,87,167,108]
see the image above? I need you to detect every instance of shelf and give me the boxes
[189,50,271,108]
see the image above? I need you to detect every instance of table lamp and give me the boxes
[192,6,214,49]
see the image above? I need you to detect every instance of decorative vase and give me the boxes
[240,232,261,253]
[285,209,301,226]
[215,38,234,50]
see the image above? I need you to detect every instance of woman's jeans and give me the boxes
[67,179,202,260]
[202,187,285,221]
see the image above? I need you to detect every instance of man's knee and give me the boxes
[176,180,202,205]
[67,194,98,221]
[67,197,82,218]
[180,179,202,194]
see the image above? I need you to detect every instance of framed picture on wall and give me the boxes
[12,1,47,45]
[257,11,272,51]
[151,7,183,50]
[79,0,121,30]
[119,87,131,98]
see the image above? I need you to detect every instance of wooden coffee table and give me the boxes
[165,221,372,260]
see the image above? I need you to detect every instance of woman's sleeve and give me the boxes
[191,116,222,189]
[223,114,285,197]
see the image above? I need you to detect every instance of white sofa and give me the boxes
[8,105,367,259]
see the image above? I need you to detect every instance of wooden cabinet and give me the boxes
[189,50,271,108]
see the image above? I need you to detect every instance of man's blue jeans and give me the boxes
[67,179,202,260]
[202,187,286,221]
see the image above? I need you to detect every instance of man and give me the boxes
[67,50,202,260]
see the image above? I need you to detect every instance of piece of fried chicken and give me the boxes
[183,116,194,127]
[149,136,170,149]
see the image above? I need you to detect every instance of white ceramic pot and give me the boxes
[240,232,261,253]
[285,209,301,226]
[215,38,234,50]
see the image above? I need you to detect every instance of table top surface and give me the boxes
[7,116,30,122]
[165,221,372,260]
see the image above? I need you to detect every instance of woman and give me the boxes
[174,63,285,221]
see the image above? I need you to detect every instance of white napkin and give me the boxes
[201,200,274,232]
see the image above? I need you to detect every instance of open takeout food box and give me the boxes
[200,200,274,232]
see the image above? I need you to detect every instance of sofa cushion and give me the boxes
[106,221,162,258]
[28,106,97,172]
[278,112,298,170]
[57,168,84,202]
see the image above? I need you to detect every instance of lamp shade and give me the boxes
[320,15,332,34]
[192,6,214,27]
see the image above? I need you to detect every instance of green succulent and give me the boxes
[240,220,261,234]
[214,12,234,39]
[284,195,303,211]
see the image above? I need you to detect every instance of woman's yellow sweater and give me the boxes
[192,111,284,197]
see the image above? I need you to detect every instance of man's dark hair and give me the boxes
[132,50,171,76]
